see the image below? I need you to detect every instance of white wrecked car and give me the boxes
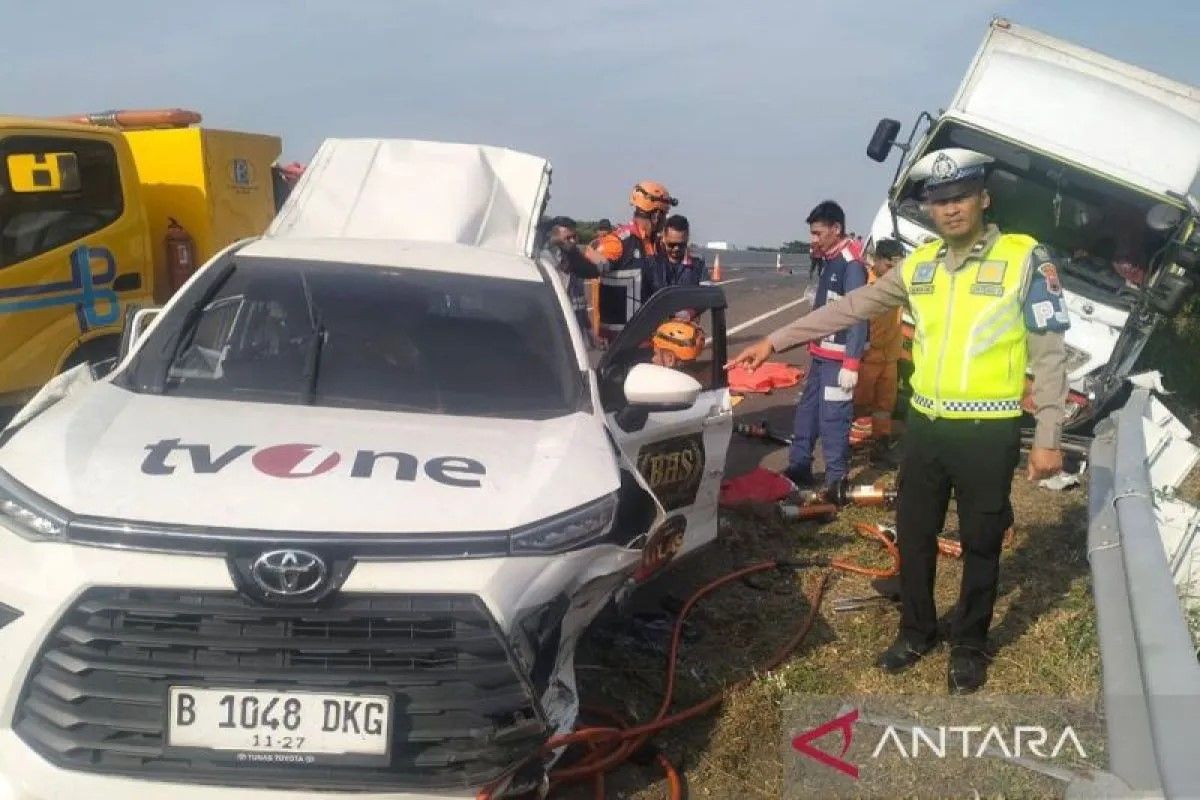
[0,139,733,798]
[865,17,1200,433]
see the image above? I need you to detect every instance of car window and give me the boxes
[0,136,123,268]
[135,257,583,420]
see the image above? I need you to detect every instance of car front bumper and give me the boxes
[0,533,637,798]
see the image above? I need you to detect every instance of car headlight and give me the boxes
[509,494,617,555]
[0,470,68,542]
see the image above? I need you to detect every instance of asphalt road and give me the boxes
[707,256,820,477]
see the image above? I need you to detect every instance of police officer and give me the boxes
[729,148,1070,694]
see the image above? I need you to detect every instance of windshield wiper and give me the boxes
[301,319,325,405]
[299,272,323,405]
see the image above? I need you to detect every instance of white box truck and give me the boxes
[866,17,1200,432]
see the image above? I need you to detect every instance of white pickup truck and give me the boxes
[0,138,733,799]
[865,17,1200,432]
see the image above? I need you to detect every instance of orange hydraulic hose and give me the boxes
[830,523,901,578]
[546,565,833,794]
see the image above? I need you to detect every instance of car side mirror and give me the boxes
[867,118,902,163]
[616,363,703,432]
[119,307,162,362]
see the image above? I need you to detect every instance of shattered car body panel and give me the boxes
[0,139,731,799]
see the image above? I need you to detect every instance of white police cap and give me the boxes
[909,148,994,200]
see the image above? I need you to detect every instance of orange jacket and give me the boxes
[862,272,903,365]
[591,221,658,267]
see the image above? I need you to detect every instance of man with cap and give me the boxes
[728,148,1070,694]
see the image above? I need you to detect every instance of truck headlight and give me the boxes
[510,494,617,555]
[0,470,68,542]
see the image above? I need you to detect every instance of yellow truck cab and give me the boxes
[0,111,280,407]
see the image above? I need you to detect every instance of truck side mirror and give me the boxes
[867,119,902,163]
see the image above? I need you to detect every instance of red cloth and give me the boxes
[728,362,803,394]
[719,467,795,507]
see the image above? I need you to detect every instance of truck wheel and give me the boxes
[62,336,120,374]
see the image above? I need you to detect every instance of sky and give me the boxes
[6,1,1200,246]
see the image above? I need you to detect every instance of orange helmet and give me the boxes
[630,181,678,214]
[652,320,706,362]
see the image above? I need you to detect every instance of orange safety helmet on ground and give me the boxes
[652,319,706,363]
[630,181,678,215]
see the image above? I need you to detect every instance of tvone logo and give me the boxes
[141,439,485,488]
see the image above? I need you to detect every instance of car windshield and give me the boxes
[126,256,583,419]
[895,121,1173,308]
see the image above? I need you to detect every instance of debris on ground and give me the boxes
[570,462,1099,799]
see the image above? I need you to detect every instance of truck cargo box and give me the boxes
[123,127,281,301]
[949,19,1200,198]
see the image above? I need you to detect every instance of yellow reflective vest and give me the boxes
[901,233,1036,419]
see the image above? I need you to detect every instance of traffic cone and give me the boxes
[711,254,722,282]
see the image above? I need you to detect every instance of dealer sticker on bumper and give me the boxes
[167,687,391,761]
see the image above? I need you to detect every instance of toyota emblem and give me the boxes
[251,549,327,597]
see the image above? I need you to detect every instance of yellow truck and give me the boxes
[0,109,281,407]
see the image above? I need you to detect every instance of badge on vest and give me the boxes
[976,260,1007,284]
[912,262,937,284]
[969,283,1005,297]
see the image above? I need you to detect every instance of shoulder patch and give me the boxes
[1038,262,1062,295]
[1032,244,1053,264]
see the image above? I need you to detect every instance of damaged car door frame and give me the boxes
[599,285,732,567]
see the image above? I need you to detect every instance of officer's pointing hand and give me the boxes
[1027,447,1064,481]
[726,338,774,371]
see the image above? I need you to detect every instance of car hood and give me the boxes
[0,383,618,533]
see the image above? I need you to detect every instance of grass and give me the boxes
[565,459,1101,799]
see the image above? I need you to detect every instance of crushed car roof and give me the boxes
[266,138,552,258]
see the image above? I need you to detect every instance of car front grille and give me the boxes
[14,589,547,791]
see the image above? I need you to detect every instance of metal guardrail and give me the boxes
[1086,388,1200,798]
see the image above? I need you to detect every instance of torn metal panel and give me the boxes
[1140,394,1199,491]
[1155,496,1200,612]
[267,138,552,258]
[0,363,93,442]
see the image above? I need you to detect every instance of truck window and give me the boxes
[0,136,123,268]
[895,122,1169,306]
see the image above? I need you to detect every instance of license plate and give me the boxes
[167,687,391,762]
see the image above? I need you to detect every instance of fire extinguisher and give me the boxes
[165,217,197,293]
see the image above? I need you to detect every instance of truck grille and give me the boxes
[14,589,547,791]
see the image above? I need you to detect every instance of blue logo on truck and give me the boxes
[0,245,121,331]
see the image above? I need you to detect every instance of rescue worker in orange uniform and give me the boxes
[851,238,906,457]
[589,181,678,341]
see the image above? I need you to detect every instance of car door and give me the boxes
[597,285,733,565]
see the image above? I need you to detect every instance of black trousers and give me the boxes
[895,412,1021,649]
